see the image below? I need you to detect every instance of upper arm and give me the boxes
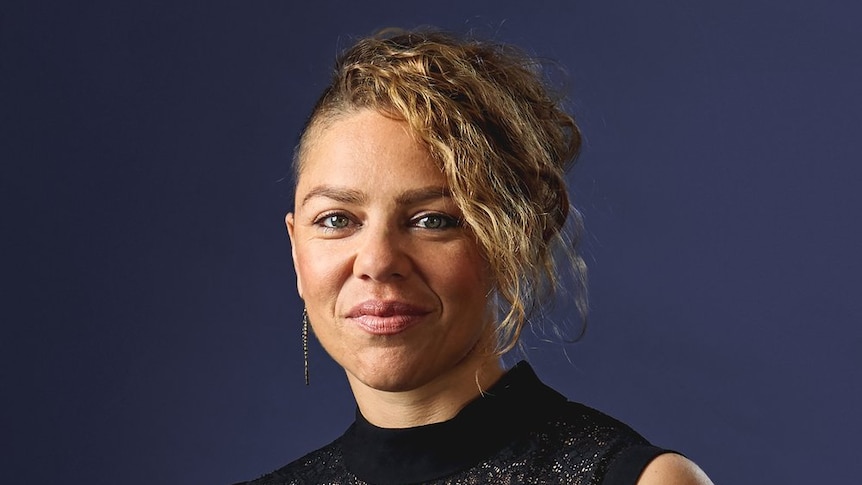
[635,453,714,485]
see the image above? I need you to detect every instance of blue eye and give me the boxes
[414,214,459,229]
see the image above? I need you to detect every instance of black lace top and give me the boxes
[240,362,669,484]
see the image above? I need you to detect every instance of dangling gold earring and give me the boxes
[302,308,309,385]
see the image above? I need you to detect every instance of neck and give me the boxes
[347,351,505,429]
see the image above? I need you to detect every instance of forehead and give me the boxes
[296,109,446,192]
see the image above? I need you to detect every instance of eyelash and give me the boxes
[411,213,461,230]
[314,212,353,231]
[311,212,461,232]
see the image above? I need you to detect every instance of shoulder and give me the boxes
[548,402,711,484]
[636,453,714,485]
[552,400,652,448]
[237,439,348,485]
[522,400,656,473]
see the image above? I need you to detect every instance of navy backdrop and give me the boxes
[2,1,860,484]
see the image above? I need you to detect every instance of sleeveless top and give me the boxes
[240,362,670,484]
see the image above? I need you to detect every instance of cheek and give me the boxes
[294,245,350,306]
[432,245,492,306]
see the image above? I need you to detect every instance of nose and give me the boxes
[353,224,411,282]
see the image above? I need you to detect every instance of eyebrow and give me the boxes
[300,185,366,207]
[396,186,452,205]
[300,185,452,208]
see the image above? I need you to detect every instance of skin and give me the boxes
[637,453,715,485]
[286,109,504,428]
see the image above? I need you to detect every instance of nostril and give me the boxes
[353,233,410,281]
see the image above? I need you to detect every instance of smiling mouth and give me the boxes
[347,300,432,335]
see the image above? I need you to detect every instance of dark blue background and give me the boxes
[2,1,860,484]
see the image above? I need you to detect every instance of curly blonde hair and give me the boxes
[295,28,587,353]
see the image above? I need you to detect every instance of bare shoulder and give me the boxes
[636,453,714,485]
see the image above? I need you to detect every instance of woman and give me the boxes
[242,28,713,484]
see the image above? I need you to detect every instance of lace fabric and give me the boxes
[240,362,667,485]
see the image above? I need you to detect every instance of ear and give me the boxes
[285,212,303,298]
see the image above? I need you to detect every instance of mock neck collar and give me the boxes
[341,361,566,484]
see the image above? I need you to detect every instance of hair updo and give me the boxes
[295,27,588,353]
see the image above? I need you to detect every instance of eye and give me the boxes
[413,213,460,229]
[316,213,352,229]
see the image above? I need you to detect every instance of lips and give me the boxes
[347,300,431,335]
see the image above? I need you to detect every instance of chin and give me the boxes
[348,352,436,392]
[361,376,420,393]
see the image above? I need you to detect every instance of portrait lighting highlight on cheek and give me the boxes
[286,109,500,402]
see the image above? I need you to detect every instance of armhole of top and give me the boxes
[601,446,676,485]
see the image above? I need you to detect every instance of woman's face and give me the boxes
[287,109,495,394]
